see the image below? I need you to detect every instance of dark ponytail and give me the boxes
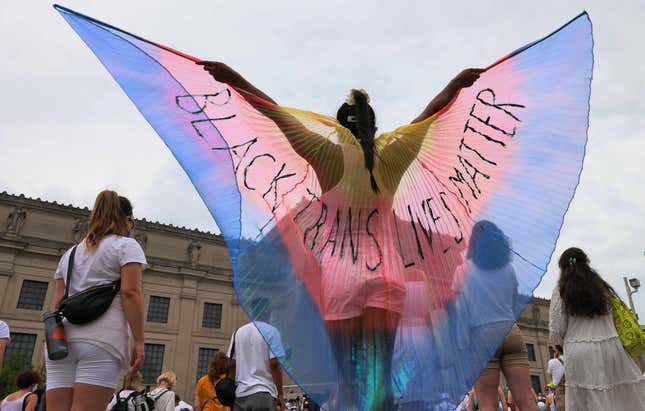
[336,89,379,193]
[557,247,613,317]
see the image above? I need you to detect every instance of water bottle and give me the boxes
[43,311,68,360]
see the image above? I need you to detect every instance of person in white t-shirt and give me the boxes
[0,320,9,372]
[46,190,147,411]
[546,345,565,411]
[227,299,285,411]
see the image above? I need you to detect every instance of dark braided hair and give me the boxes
[336,89,379,193]
[558,247,614,317]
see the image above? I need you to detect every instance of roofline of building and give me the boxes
[531,296,551,304]
[0,191,225,243]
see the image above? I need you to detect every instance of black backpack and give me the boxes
[22,387,45,411]
[110,390,131,411]
[110,389,156,411]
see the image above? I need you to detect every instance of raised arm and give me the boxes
[411,68,484,124]
[378,68,485,193]
[199,61,343,192]
[198,61,277,104]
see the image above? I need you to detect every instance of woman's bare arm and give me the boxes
[198,61,276,104]
[379,68,485,192]
[411,68,485,123]
[198,61,343,192]
[24,394,38,411]
[121,262,145,375]
[53,278,65,309]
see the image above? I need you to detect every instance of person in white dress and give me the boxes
[549,247,645,411]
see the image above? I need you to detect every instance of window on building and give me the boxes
[4,333,37,365]
[530,375,542,395]
[17,280,49,310]
[141,344,165,385]
[548,346,555,359]
[202,303,222,329]
[526,343,536,362]
[147,296,170,323]
[196,347,219,380]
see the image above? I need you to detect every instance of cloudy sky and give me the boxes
[1,1,643,311]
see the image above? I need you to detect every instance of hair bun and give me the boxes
[346,89,370,106]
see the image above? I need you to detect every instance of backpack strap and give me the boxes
[112,389,126,405]
[557,357,564,365]
[227,329,238,380]
[230,329,237,360]
[149,387,171,400]
[63,246,78,300]
[21,393,33,411]
[124,389,142,406]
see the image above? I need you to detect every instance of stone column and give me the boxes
[174,275,197,397]
[0,249,16,311]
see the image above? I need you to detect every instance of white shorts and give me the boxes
[46,342,122,390]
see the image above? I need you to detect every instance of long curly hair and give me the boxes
[208,351,230,384]
[336,89,379,193]
[557,247,614,317]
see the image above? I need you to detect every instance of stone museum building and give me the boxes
[0,191,554,399]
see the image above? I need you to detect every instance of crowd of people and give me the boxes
[1,190,644,411]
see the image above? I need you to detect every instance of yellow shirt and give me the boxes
[195,374,231,411]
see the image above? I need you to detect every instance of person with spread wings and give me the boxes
[199,61,482,410]
[55,5,592,410]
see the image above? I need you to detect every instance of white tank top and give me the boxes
[1,391,31,411]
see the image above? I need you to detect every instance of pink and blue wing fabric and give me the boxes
[55,5,592,409]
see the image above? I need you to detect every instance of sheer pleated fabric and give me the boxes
[56,5,592,409]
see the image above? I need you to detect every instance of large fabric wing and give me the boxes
[54,3,357,400]
[377,12,592,402]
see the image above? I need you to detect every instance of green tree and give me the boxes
[0,351,33,398]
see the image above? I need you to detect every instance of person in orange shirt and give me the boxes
[194,352,231,411]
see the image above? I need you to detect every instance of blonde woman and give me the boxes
[106,372,144,411]
[149,371,177,411]
[46,190,147,411]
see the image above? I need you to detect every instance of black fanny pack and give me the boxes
[58,245,121,325]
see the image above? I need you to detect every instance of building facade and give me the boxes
[0,192,248,399]
[517,297,554,394]
[0,192,557,400]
